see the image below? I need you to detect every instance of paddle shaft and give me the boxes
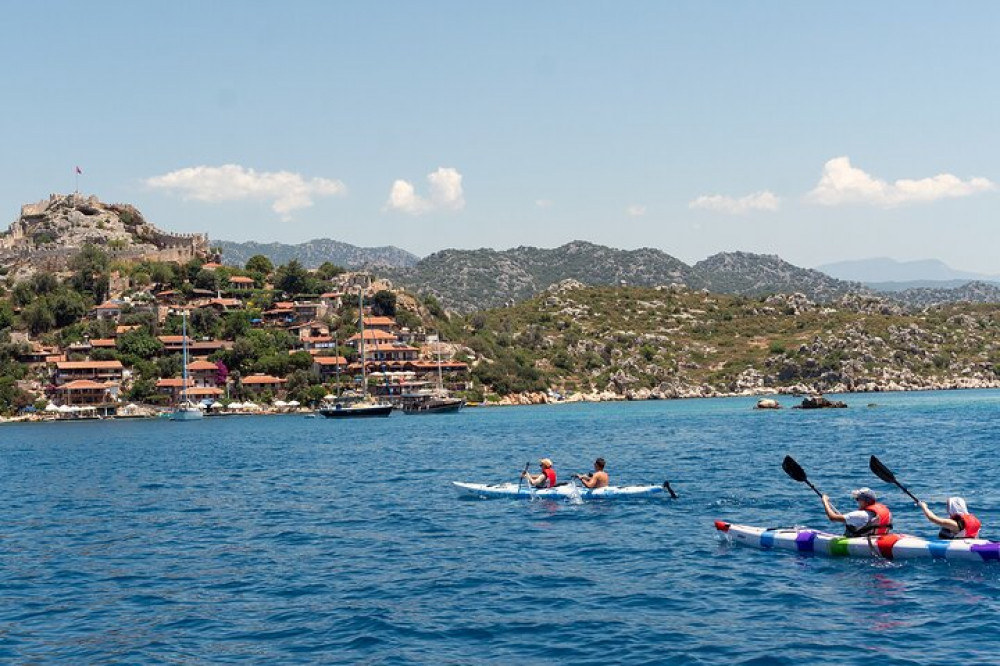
[664,481,678,499]
[870,455,922,504]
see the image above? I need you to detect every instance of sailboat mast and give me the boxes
[436,333,444,391]
[181,311,189,404]
[359,288,366,397]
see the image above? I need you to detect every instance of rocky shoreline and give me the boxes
[488,378,1000,406]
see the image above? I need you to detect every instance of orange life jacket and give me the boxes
[543,467,557,487]
[847,502,892,537]
[941,513,981,539]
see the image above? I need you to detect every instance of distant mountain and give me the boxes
[889,281,1000,308]
[816,257,993,283]
[387,242,863,312]
[217,238,420,270]
[387,241,689,312]
[690,252,865,302]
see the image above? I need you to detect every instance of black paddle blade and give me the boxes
[869,455,896,485]
[782,455,807,483]
[663,481,678,499]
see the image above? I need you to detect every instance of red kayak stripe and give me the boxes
[877,533,904,560]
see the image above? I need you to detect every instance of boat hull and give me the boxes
[716,521,1000,562]
[170,408,204,421]
[403,398,465,415]
[453,481,667,500]
[319,404,393,418]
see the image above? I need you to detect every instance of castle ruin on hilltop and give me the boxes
[0,193,210,281]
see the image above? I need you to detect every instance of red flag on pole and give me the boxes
[75,166,82,174]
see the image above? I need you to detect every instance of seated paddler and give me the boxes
[919,496,982,539]
[821,487,892,537]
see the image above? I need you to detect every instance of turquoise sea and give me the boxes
[3,390,1000,664]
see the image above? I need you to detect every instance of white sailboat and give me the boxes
[402,332,464,414]
[171,310,203,421]
[319,289,392,418]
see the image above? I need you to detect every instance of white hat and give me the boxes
[850,487,877,502]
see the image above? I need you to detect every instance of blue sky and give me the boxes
[1,2,997,272]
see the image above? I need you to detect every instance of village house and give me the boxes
[53,360,125,386]
[228,275,255,291]
[51,379,120,407]
[312,355,349,381]
[155,377,223,405]
[239,374,286,398]
[91,301,123,321]
[186,360,222,388]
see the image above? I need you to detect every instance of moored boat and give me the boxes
[716,521,1000,562]
[318,395,393,418]
[402,393,465,414]
[453,480,671,500]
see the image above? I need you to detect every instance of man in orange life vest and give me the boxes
[821,487,892,537]
[918,497,982,539]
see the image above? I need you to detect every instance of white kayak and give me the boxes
[453,481,672,500]
[716,521,1000,562]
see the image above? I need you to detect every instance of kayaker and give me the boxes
[918,497,982,539]
[522,458,557,488]
[821,487,892,537]
[574,458,609,489]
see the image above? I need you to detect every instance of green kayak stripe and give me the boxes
[830,538,850,557]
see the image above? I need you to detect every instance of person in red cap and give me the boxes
[821,487,892,537]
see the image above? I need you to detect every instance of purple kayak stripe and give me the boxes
[795,531,817,552]
[971,543,1000,561]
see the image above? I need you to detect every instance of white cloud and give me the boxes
[535,199,553,208]
[626,204,647,217]
[688,190,780,214]
[385,167,465,215]
[146,164,346,221]
[807,156,995,207]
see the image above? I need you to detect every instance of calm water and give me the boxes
[3,391,1000,664]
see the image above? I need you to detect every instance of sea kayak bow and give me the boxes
[453,481,670,500]
[716,521,1000,562]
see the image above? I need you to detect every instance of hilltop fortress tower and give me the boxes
[0,193,210,280]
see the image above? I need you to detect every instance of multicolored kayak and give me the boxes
[453,481,671,500]
[716,521,1000,562]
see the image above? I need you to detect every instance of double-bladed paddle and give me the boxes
[869,455,921,504]
[517,461,530,492]
[782,455,823,498]
[663,480,678,499]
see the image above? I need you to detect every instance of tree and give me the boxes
[245,255,274,275]
[70,244,110,302]
[274,260,309,296]
[317,261,345,281]
[371,290,397,317]
[117,329,164,359]
[50,290,87,328]
[21,300,56,335]
[0,301,13,330]
[194,269,219,292]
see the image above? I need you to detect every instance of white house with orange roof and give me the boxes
[91,301,123,321]
[312,355,349,381]
[228,275,255,291]
[240,374,286,399]
[54,360,125,385]
[51,379,120,407]
[186,360,222,387]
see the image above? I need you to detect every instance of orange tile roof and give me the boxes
[94,302,122,310]
[242,375,286,385]
[156,378,194,388]
[229,276,255,284]
[347,330,397,342]
[56,360,124,370]
[313,356,349,365]
[55,379,113,390]
[363,316,397,327]
[90,338,117,348]
[187,387,223,396]
[187,360,218,371]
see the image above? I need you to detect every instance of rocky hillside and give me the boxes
[0,193,209,283]
[388,242,861,312]
[217,238,420,270]
[454,283,1000,402]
